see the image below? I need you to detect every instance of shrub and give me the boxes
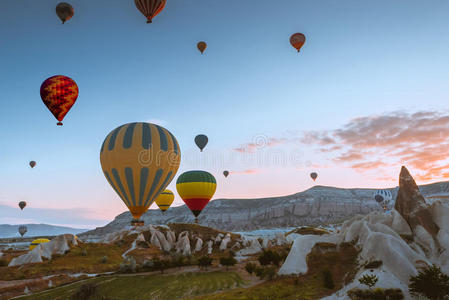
[255,267,265,279]
[80,248,87,256]
[364,260,382,269]
[359,274,378,289]
[119,257,136,273]
[0,259,8,267]
[142,260,154,269]
[323,269,335,289]
[264,266,277,280]
[220,256,237,271]
[173,255,185,269]
[347,288,404,300]
[258,250,281,266]
[198,256,213,270]
[71,283,97,300]
[101,256,108,264]
[409,264,449,300]
[152,258,169,274]
[245,262,257,275]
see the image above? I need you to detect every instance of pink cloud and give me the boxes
[233,137,288,153]
[301,110,449,181]
[230,169,260,175]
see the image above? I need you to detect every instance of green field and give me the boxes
[18,271,245,300]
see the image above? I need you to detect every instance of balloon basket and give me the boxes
[57,122,63,126]
[131,219,144,226]
[194,218,199,224]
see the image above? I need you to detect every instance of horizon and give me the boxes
[1,0,449,228]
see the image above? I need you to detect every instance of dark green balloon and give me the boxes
[195,134,208,152]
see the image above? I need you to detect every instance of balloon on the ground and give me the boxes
[56,2,74,24]
[176,170,216,222]
[18,225,27,237]
[373,189,393,211]
[194,134,208,152]
[155,189,175,212]
[134,0,166,23]
[197,42,207,54]
[310,172,318,181]
[29,161,36,168]
[40,75,78,126]
[290,33,306,52]
[223,171,229,178]
[19,201,26,210]
[100,122,181,226]
[29,238,50,250]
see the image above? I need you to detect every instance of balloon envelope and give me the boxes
[19,225,27,237]
[223,171,229,177]
[290,33,306,52]
[176,170,216,219]
[373,190,393,211]
[56,2,74,24]
[194,134,208,152]
[197,41,207,54]
[155,189,175,212]
[19,201,26,210]
[30,238,50,250]
[100,122,181,224]
[310,172,318,181]
[40,75,78,126]
[29,161,36,168]
[134,0,166,23]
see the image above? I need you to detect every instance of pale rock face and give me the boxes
[150,230,171,252]
[390,210,412,236]
[166,231,176,247]
[150,232,162,249]
[9,234,77,266]
[215,233,224,244]
[237,238,262,257]
[275,232,287,246]
[207,240,213,254]
[219,234,231,251]
[176,234,191,256]
[231,242,241,251]
[194,238,203,252]
[262,238,271,249]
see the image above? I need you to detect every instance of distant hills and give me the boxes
[0,224,88,238]
[82,181,449,237]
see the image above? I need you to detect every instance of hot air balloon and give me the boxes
[223,171,229,178]
[134,0,166,23]
[100,122,181,226]
[195,134,208,152]
[176,170,216,223]
[29,238,50,250]
[197,41,207,54]
[40,75,78,126]
[29,161,36,168]
[290,33,306,52]
[18,225,27,237]
[19,201,26,210]
[56,2,74,24]
[310,172,318,181]
[373,190,393,211]
[155,189,175,212]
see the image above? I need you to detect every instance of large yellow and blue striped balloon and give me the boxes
[100,122,181,223]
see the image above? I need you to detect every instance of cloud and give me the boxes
[301,110,449,181]
[230,169,260,175]
[233,137,288,153]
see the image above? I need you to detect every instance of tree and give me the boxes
[359,274,378,289]
[409,264,449,300]
[220,256,237,271]
[198,256,213,270]
[152,258,169,274]
[258,250,281,266]
[323,269,335,289]
[245,262,257,276]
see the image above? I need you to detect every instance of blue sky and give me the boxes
[1,0,449,228]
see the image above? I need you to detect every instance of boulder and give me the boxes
[194,237,203,252]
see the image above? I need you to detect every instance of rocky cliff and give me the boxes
[82,180,449,236]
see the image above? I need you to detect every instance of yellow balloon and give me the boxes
[155,189,175,212]
[100,122,181,224]
[30,238,50,250]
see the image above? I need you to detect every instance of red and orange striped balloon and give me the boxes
[134,0,166,23]
[290,33,306,52]
[40,75,78,126]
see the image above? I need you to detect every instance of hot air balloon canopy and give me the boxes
[134,0,166,23]
[56,2,74,24]
[29,238,50,250]
[290,33,306,52]
[310,172,318,181]
[29,161,36,168]
[197,41,207,54]
[40,75,78,126]
[373,190,393,211]
[155,189,175,212]
[100,122,181,225]
[223,171,229,177]
[194,134,208,152]
[18,225,27,237]
[176,170,216,221]
[19,201,27,210]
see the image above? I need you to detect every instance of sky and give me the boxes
[1,0,449,228]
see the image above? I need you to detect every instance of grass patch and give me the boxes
[18,271,245,300]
